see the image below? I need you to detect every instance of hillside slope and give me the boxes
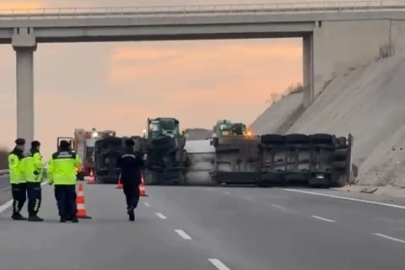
[251,51,405,187]
[249,92,303,134]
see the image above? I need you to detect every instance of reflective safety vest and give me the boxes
[48,150,82,185]
[8,148,25,184]
[23,149,44,183]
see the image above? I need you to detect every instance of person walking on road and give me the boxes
[117,139,144,221]
[23,140,44,222]
[48,140,82,223]
[8,138,27,220]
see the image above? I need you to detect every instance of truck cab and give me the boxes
[147,117,181,139]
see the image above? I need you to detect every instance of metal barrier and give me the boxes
[0,1,404,20]
[0,170,9,176]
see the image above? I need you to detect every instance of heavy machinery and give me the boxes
[210,119,260,185]
[141,117,190,185]
[257,133,353,188]
[57,128,116,180]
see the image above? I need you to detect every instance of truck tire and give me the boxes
[261,134,284,145]
[309,133,335,145]
[285,134,309,144]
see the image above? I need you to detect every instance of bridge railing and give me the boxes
[0,1,404,20]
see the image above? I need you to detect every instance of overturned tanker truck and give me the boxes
[206,119,353,188]
[256,133,353,188]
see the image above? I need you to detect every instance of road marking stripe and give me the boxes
[155,213,167,220]
[144,202,151,207]
[312,215,336,223]
[0,182,47,214]
[271,204,287,210]
[175,229,193,240]
[284,188,405,210]
[224,191,231,195]
[373,233,405,244]
[208,258,231,270]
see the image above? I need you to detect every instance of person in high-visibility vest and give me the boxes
[48,140,82,223]
[8,138,27,220]
[23,140,44,222]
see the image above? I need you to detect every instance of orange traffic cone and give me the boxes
[76,183,92,219]
[87,169,95,184]
[139,174,148,197]
[116,174,123,189]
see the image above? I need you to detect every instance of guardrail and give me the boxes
[0,1,404,20]
[0,170,9,176]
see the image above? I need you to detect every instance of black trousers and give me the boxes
[26,182,42,216]
[123,184,140,210]
[11,183,27,214]
[54,185,77,218]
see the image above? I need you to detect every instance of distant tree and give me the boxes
[285,82,304,95]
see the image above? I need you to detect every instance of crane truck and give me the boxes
[56,128,116,180]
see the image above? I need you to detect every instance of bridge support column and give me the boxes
[302,33,314,108]
[12,28,37,151]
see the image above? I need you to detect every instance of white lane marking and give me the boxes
[244,197,254,202]
[284,188,405,210]
[312,215,336,223]
[208,258,231,270]
[175,229,193,240]
[0,182,47,214]
[155,213,167,220]
[373,233,405,244]
[224,191,231,195]
[144,202,151,207]
[271,204,287,210]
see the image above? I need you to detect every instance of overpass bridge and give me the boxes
[1,0,405,146]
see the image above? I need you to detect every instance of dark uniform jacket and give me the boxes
[117,147,144,186]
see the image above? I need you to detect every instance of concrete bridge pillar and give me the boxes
[303,24,321,108]
[12,28,37,151]
[302,33,314,108]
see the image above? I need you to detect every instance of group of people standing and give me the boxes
[8,138,81,223]
[7,137,145,223]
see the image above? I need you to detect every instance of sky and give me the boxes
[0,0,307,156]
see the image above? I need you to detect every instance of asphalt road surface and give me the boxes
[1,184,405,270]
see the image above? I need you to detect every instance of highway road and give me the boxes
[1,185,405,270]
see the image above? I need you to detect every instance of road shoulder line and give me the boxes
[0,181,47,214]
[284,188,405,210]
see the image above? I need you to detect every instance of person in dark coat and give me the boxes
[117,139,144,221]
